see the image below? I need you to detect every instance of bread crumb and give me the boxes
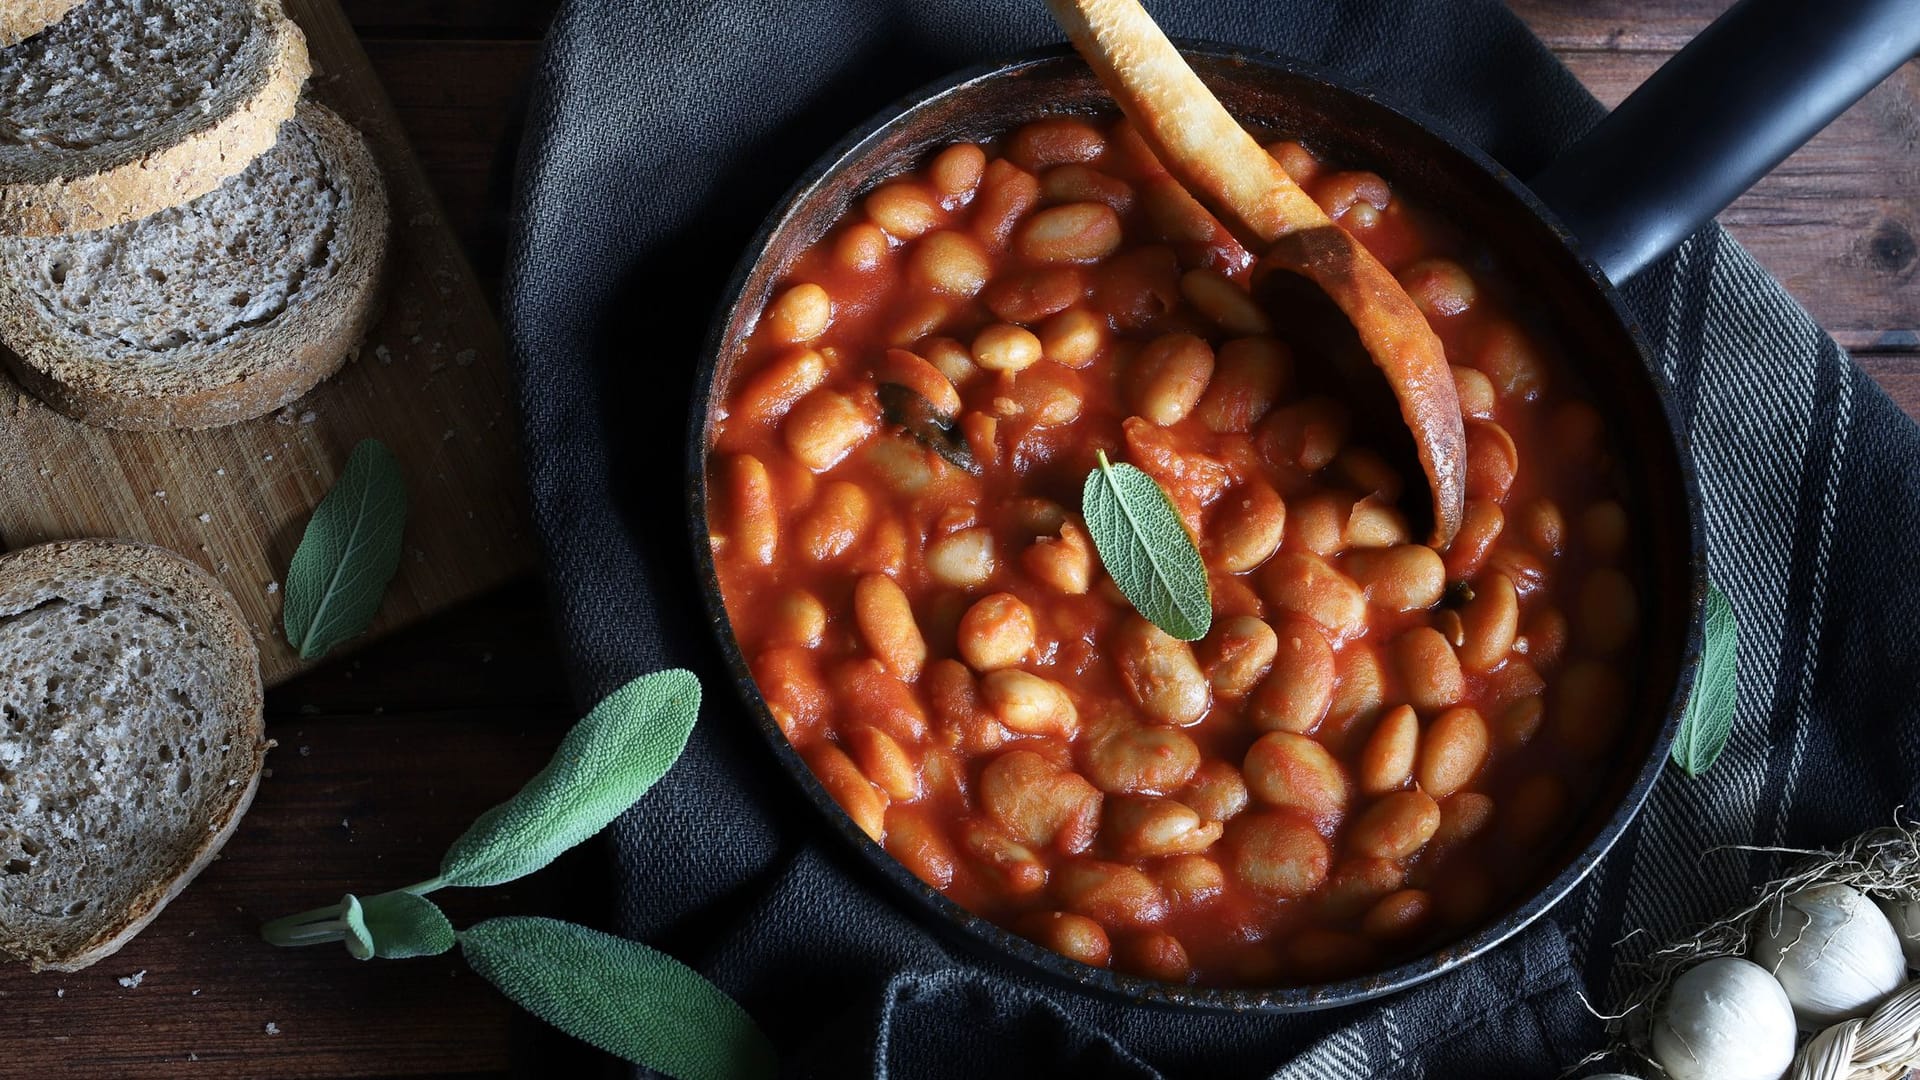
[299,411,317,425]
[192,988,200,995]
[197,513,211,523]
[264,1022,280,1036]
[153,490,166,499]
[117,970,145,989]
[374,344,392,364]
[265,581,279,595]
[55,988,63,998]
[298,745,310,756]
[263,453,274,462]
[189,1053,198,1062]
[215,468,226,476]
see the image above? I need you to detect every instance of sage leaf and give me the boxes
[878,382,978,475]
[438,669,701,889]
[1081,450,1211,640]
[283,439,408,660]
[1672,583,1739,776]
[459,917,774,1080]
[361,890,455,959]
[340,894,375,960]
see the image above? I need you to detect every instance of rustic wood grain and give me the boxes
[0,0,537,688]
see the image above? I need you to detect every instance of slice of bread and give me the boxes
[0,539,267,973]
[0,101,391,430]
[0,0,85,47]
[0,0,311,236]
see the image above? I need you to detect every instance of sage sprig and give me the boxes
[1672,583,1739,776]
[1081,450,1212,640]
[283,439,409,660]
[259,669,770,1078]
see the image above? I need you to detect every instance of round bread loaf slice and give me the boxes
[0,101,391,430]
[0,539,267,973]
[0,0,85,47]
[0,0,310,236]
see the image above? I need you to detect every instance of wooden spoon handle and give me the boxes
[1044,0,1324,248]
[1045,0,1467,546]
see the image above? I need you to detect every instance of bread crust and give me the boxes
[0,101,392,430]
[0,0,84,47]
[0,0,311,236]
[0,538,267,973]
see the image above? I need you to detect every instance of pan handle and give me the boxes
[1529,0,1920,285]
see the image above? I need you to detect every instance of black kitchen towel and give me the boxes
[503,0,1920,1074]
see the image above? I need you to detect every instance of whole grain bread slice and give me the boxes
[0,539,267,973]
[0,0,311,236]
[0,0,85,47]
[0,101,390,430]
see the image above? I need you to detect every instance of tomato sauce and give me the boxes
[707,115,1638,986]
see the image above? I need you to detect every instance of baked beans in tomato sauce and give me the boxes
[707,115,1637,987]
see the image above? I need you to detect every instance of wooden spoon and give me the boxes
[1046,0,1467,546]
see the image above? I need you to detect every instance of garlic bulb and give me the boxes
[1652,956,1795,1080]
[1750,882,1905,1028]
[1875,893,1920,968]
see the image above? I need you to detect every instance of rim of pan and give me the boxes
[685,41,1707,1012]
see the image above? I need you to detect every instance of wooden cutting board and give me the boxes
[0,0,535,686]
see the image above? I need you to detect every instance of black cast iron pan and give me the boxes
[687,0,1920,1011]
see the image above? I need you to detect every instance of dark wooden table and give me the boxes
[2,2,1914,1076]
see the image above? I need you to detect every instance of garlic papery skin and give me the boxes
[1651,956,1795,1080]
[1874,894,1920,969]
[1750,882,1906,1028]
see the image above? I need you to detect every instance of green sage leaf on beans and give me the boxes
[438,669,701,889]
[283,439,409,660]
[1081,450,1211,641]
[459,917,774,1080]
[339,893,376,960]
[360,890,455,959]
[1672,583,1739,776]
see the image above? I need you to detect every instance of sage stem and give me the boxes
[260,900,346,938]
[262,917,352,948]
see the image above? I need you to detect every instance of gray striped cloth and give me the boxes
[505,0,1912,1073]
